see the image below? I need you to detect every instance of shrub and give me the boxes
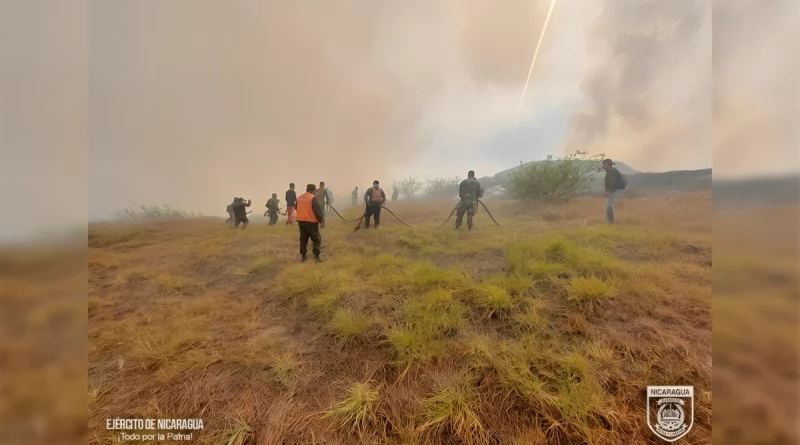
[504,151,604,202]
[423,177,461,199]
[393,175,423,199]
[108,204,200,222]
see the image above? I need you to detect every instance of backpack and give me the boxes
[370,188,382,203]
[618,173,628,190]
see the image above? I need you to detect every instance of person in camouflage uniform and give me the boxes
[315,181,329,216]
[232,197,252,230]
[226,197,237,228]
[265,193,281,225]
[455,170,483,230]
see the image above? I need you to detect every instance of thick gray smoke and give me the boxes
[563,0,712,171]
[88,0,552,218]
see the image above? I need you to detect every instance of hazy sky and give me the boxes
[84,0,719,220]
[1,0,797,242]
[87,0,601,220]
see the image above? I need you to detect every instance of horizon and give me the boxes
[2,0,797,243]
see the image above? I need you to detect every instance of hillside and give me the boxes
[481,161,639,185]
[627,169,711,189]
[714,174,799,205]
[88,193,712,444]
[488,161,640,183]
[479,160,711,196]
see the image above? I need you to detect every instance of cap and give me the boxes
[373,180,379,185]
[602,159,615,165]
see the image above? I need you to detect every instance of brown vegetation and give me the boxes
[86,192,713,444]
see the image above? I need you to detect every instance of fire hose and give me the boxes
[436,199,502,228]
[327,204,367,223]
[352,206,412,232]
[328,204,412,231]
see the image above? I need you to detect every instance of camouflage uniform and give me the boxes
[315,186,329,216]
[266,197,281,225]
[455,177,483,230]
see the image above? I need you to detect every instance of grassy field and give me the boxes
[712,199,799,445]
[87,192,713,445]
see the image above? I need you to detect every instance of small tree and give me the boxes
[504,151,604,202]
[423,177,461,199]
[393,175,423,199]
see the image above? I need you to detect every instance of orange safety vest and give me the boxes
[296,192,319,223]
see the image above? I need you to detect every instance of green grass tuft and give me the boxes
[525,260,572,280]
[474,284,513,316]
[408,262,467,289]
[494,349,557,411]
[325,382,381,438]
[268,351,300,388]
[507,236,625,281]
[332,309,371,338]
[403,288,465,335]
[419,380,486,445]
[565,276,615,310]
[307,292,341,317]
[387,327,445,367]
[514,298,549,332]
[275,266,351,297]
[483,273,533,296]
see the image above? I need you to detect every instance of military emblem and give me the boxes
[647,386,694,442]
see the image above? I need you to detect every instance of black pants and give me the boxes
[365,205,382,228]
[298,222,322,257]
[268,213,278,225]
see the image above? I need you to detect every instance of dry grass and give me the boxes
[85,192,715,444]
[565,276,615,311]
[419,376,486,444]
[712,201,799,445]
[332,309,372,339]
[324,382,381,438]
[0,247,86,444]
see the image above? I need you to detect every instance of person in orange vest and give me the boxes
[295,183,326,262]
[363,180,386,229]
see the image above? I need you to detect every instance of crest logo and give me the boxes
[647,386,694,442]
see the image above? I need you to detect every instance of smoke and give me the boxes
[562,0,712,171]
[88,0,793,220]
[712,0,799,178]
[89,0,553,218]
[1,0,88,244]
